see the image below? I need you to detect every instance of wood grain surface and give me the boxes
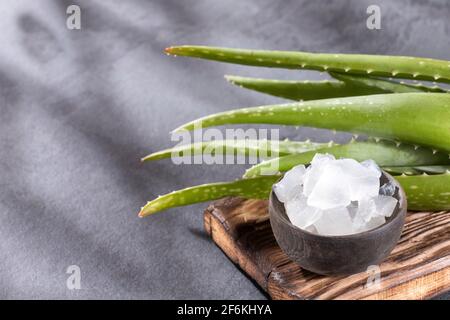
[204,197,450,300]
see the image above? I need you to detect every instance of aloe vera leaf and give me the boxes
[383,167,422,175]
[165,46,450,84]
[384,165,450,175]
[413,165,450,173]
[141,139,329,162]
[397,172,450,211]
[329,72,447,93]
[243,141,450,178]
[138,175,279,217]
[225,75,385,101]
[174,93,450,152]
[225,74,444,102]
[139,171,450,215]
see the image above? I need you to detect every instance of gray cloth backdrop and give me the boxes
[0,0,448,299]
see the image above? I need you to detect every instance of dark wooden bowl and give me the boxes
[269,171,407,276]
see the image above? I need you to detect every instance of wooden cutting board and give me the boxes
[203,197,450,300]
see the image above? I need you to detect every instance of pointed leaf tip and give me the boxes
[224,75,234,82]
[164,47,176,55]
[139,206,154,218]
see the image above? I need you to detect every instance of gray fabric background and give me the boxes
[0,0,448,299]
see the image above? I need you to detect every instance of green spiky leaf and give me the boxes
[166,46,450,84]
[397,172,450,210]
[142,139,329,162]
[174,93,450,153]
[329,72,448,93]
[383,165,450,175]
[225,76,386,101]
[243,141,450,178]
[139,171,450,215]
[139,175,279,217]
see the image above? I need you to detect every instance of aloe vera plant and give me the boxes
[165,46,450,83]
[383,165,450,175]
[174,93,450,152]
[142,139,329,162]
[140,46,450,216]
[139,171,450,217]
[225,73,446,101]
[396,172,450,211]
[225,76,388,101]
[139,176,279,217]
[242,140,450,178]
[329,73,448,94]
